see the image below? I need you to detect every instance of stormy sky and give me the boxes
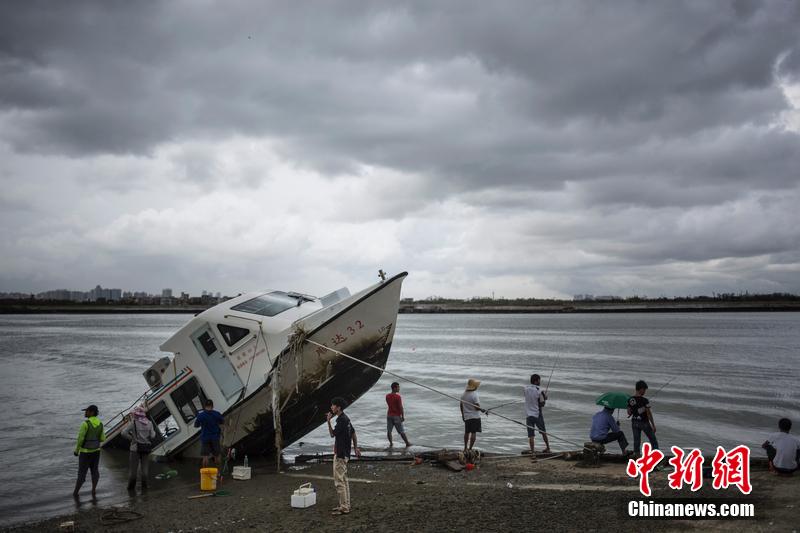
[1,0,799,299]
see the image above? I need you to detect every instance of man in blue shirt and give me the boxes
[590,407,630,454]
[194,399,224,468]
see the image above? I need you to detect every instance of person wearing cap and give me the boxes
[460,379,485,452]
[73,404,106,498]
[122,405,156,491]
[327,396,361,516]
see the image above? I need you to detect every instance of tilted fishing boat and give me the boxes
[102,271,407,457]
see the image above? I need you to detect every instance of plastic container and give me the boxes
[291,483,317,508]
[244,455,249,468]
[232,466,251,480]
[200,467,218,491]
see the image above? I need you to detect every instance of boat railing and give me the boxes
[104,386,157,432]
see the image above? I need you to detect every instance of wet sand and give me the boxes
[6,452,797,532]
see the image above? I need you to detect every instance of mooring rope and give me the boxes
[303,339,594,453]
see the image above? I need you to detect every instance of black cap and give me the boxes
[82,405,99,414]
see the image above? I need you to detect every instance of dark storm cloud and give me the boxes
[1,0,799,297]
[2,1,798,181]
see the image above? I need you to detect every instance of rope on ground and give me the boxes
[100,508,144,525]
[304,339,595,454]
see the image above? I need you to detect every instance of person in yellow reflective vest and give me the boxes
[73,404,106,498]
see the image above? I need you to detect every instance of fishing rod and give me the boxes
[485,399,523,412]
[544,355,559,393]
[650,376,675,398]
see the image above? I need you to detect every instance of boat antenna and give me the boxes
[378,269,387,281]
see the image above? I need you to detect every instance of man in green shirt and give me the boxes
[73,404,106,498]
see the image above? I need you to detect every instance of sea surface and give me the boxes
[0,312,798,526]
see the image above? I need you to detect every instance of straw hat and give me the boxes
[466,379,481,391]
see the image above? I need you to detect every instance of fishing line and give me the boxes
[304,339,594,452]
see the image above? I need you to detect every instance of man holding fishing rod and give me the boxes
[524,374,551,458]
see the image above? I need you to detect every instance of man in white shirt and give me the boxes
[460,379,485,452]
[762,418,800,474]
[524,374,551,458]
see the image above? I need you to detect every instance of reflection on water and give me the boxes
[0,312,798,526]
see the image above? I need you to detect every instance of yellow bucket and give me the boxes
[200,468,218,491]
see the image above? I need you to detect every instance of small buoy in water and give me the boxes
[465,463,475,471]
[506,482,513,488]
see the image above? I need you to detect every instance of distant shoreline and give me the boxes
[1,301,799,314]
[398,301,800,314]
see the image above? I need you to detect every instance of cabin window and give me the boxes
[217,324,251,347]
[230,291,301,317]
[196,331,218,356]
[148,401,180,441]
[170,377,208,423]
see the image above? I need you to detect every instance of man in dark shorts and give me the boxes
[386,382,411,447]
[73,404,106,498]
[327,397,360,516]
[194,399,224,467]
[628,380,658,457]
[460,379,484,451]
[524,374,551,457]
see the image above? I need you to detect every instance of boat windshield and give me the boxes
[230,291,305,317]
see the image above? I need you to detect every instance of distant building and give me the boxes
[162,288,173,298]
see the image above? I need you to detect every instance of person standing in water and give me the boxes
[73,404,106,498]
[386,382,411,447]
[122,406,156,491]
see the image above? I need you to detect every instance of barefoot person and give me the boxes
[73,404,106,498]
[524,373,551,457]
[327,397,360,516]
[762,418,800,474]
[460,379,484,451]
[386,382,411,447]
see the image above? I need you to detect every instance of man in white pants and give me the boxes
[327,397,361,516]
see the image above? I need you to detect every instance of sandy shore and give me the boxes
[6,451,797,532]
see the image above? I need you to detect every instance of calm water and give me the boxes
[0,312,798,526]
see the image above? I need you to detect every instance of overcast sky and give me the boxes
[1,1,799,299]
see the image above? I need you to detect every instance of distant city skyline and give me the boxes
[0,284,225,302]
